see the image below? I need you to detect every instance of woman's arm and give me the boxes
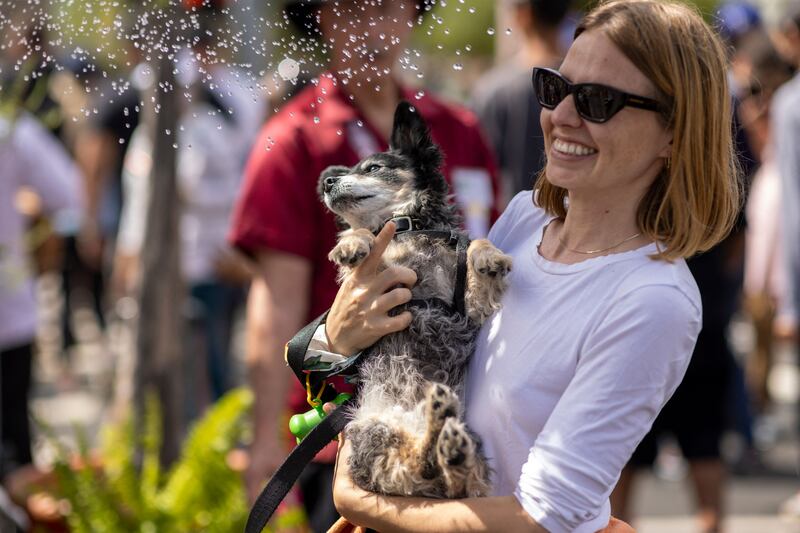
[332,435,548,533]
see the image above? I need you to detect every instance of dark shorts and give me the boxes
[1,342,34,480]
[630,325,734,465]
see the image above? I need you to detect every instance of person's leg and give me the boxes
[190,281,233,400]
[0,343,34,480]
[609,465,638,524]
[90,256,107,331]
[60,237,79,356]
[687,459,726,533]
[611,429,658,524]
[675,325,732,533]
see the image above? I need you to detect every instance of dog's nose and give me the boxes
[323,175,340,193]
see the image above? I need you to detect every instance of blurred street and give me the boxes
[28,273,800,533]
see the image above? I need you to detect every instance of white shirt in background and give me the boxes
[465,191,701,533]
[0,113,82,349]
[118,65,262,283]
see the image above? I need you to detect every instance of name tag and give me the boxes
[452,167,492,238]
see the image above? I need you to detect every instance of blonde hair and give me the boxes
[534,0,742,261]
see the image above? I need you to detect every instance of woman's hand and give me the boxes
[325,221,418,355]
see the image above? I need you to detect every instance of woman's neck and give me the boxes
[538,196,650,264]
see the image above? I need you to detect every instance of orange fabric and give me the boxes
[327,515,634,532]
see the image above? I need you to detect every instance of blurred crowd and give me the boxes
[1,1,800,532]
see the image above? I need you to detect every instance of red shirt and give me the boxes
[229,74,501,454]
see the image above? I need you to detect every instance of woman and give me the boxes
[322,1,740,531]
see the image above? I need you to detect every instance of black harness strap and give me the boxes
[244,400,353,533]
[395,227,470,316]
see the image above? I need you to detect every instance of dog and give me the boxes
[319,101,512,499]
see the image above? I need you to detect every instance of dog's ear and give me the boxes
[389,101,445,192]
[318,165,350,199]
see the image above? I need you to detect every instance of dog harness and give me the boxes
[245,217,471,533]
[386,215,470,317]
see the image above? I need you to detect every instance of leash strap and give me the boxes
[285,310,336,392]
[245,399,353,533]
[454,232,469,316]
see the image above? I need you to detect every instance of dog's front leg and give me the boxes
[329,228,376,275]
[465,239,512,324]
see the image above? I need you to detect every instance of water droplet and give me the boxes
[278,57,300,81]
[452,63,463,71]
[415,90,425,100]
[487,27,495,36]
[505,28,512,35]
[313,116,320,124]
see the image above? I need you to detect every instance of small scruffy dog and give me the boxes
[319,102,512,499]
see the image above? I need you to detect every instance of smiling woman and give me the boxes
[318,1,741,532]
[535,0,740,262]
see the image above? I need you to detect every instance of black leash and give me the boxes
[244,399,352,533]
[246,311,347,533]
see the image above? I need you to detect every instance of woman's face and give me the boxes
[541,30,673,201]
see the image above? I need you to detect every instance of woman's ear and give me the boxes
[657,134,673,160]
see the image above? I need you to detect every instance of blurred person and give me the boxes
[72,44,144,300]
[471,0,572,205]
[228,0,502,528]
[773,5,800,347]
[0,16,102,364]
[114,11,262,410]
[736,30,796,412]
[770,3,800,520]
[0,110,82,481]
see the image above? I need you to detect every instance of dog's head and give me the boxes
[319,101,454,232]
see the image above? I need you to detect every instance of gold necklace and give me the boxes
[557,230,643,255]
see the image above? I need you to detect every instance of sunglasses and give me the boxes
[532,67,664,123]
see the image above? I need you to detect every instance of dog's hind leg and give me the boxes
[436,418,492,498]
[465,239,512,324]
[418,383,459,482]
[346,419,421,497]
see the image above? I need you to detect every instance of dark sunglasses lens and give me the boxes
[536,70,568,109]
[575,85,620,122]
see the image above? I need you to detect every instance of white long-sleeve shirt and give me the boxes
[465,191,701,533]
[0,113,82,349]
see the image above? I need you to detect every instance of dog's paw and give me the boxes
[425,383,459,425]
[437,417,474,467]
[329,230,374,268]
[469,240,512,279]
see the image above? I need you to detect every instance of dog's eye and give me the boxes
[365,164,382,173]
